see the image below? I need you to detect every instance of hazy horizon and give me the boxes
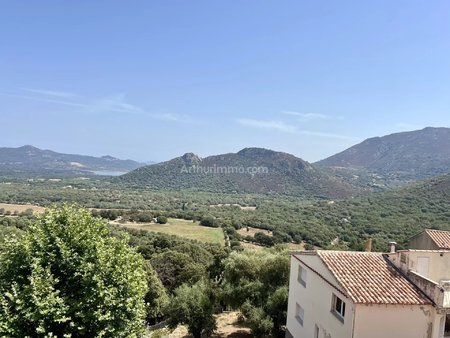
[1,125,447,164]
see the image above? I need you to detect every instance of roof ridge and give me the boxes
[314,250,432,305]
[317,250,383,255]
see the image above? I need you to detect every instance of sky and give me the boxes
[1,1,450,163]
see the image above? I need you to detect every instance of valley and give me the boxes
[1,127,450,337]
[1,171,449,252]
[3,4,448,336]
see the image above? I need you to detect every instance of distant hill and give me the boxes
[0,145,143,176]
[314,173,450,250]
[316,127,450,186]
[119,147,363,198]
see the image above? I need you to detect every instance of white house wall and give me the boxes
[286,255,355,338]
[388,251,450,283]
[353,304,437,338]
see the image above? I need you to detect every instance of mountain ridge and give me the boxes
[316,127,450,185]
[0,145,145,175]
[119,147,363,198]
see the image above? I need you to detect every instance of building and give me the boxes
[409,229,450,250]
[286,232,450,338]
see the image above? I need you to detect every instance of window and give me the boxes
[331,294,346,322]
[297,264,307,287]
[295,303,304,326]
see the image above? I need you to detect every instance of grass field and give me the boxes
[0,203,45,214]
[117,218,225,245]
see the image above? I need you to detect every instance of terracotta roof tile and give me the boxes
[424,229,450,249]
[302,251,431,305]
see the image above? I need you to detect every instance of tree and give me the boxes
[156,216,168,224]
[143,261,169,324]
[222,249,290,337]
[266,286,289,336]
[240,302,273,337]
[150,250,207,291]
[200,215,219,228]
[253,232,275,247]
[99,209,119,220]
[0,205,148,337]
[166,280,217,338]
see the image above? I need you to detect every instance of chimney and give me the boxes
[389,241,397,253]
[364,239,372,252]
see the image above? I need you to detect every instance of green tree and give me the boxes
[240,302,273,337]
[266,286,289,336]
[143,261,169,324]
[0,205,148,337]
[166,280,217,338]
[156,216,168,224]
[200,215,219,228]
[253,232,275,247]
[150,250,207,291]
[222,249,290,337]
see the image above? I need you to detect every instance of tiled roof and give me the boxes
[423,229,450,249]
[304,251,431,305]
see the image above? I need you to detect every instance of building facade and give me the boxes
[409,229,450,250]
[286,232,450,338]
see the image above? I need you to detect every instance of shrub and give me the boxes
[200,216,219,228]
[156,216,168,224]
[166,280,217,338]
[0,205,148,337]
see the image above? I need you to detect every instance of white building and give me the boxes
[409,229,450,250]
[286,232,450,338]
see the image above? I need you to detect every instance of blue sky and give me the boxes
[1,1,450,162]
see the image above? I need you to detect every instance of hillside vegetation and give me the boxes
[1,174,449,252]
[317,127,450,186]
[119,148,362,199]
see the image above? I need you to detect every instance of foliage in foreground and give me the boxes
[0,205,148,337]
[123,227,229,292]
[165,280,217,338]
[222,247,290,337]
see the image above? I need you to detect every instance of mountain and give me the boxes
[0,145,143,176]
[119,148,363,198]
[316,127,450,186]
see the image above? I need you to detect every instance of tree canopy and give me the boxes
[222,248,290,337]
[0,205,148,337]
[165,280,217,338]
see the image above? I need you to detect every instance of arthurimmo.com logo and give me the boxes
[180,164,269,175]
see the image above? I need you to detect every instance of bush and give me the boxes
[222,249,290,336]
[200,216,219,228]
[156,216,168,224]
[0,205,148,337]
[304,243,315,250]
[143,261,169,324]
[253,232,275,247]
[166,280,217,338]
[241,302,273,337]
[99,209,119,220]
[130,212,153,223]
[19,208,34,218]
